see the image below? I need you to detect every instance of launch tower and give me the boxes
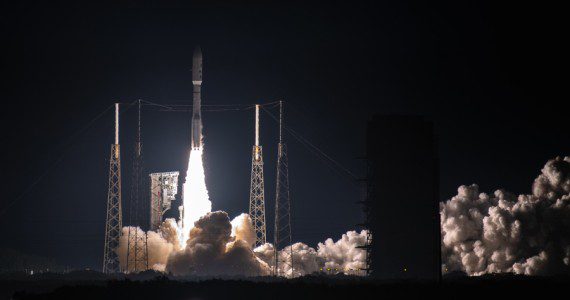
[103,103,123,274]
[126,100,149,273]
[249,104,267,247]
[273,101,293,276]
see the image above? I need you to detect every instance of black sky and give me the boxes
[1,1,568,269]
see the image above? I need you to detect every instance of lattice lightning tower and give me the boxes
[273,101,293,277]
[249,104,267,247]
[103,103,123,274]
[126,100,149,273]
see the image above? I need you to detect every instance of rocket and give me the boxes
[191,46,203,150]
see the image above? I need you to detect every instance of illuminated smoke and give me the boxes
[276,243,322,277]
[230,213,256,248]
[317,230,368,274]
[254,230,368,277]
[117,147,214,272]
[117,226,174,272]
[117,146,368,276]
[119,211,367,276]
[441,156,570,275]
[180,148,212,246]
[166,211,270,276]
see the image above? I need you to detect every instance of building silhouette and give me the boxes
[365,115,440,280]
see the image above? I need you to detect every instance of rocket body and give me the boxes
[191,47,203,149]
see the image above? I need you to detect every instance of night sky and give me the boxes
[1,1,567,269]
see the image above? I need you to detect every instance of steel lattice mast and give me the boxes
[103,103,123,274]
[126,100,149,273]
[273,101,293,277]
[249,104,267,247]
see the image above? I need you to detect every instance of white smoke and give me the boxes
[317,230,368,274]
[118,226,174,272]
[278,243,322,276]
[165,211,270,276]
[117,144,367,277]
[119,212,367,277]
[441,156,570,275]
[253,231,368,277]
[230,213,256,249]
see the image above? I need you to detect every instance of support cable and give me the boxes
[262,106,360,186]
[0,102,136,217]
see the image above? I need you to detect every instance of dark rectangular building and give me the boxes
[365,115,440,280]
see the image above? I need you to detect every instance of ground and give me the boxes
[1,271,569,300]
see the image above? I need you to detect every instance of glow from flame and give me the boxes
[180,148,211,247]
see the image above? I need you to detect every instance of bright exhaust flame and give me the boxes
[179,148,211,246]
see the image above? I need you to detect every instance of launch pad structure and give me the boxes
[249,104,267,247]
[149,171,179,231]
[103,104,123,274]
[100,47,308,276]
[273,101,293,277]
[126,100,149,273]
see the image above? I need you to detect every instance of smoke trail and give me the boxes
[441,156,570,275]
[180,148,212,246]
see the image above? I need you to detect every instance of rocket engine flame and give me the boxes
[180,148,212,246]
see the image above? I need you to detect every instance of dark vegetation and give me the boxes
[1,271,568,300]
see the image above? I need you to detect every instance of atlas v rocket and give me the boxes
[191,46,203,150]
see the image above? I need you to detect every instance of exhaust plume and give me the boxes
[180,148,212,245]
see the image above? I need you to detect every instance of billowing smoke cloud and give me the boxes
[230,213,256,249]
[317,230,367,274]
[278,243,322,276]
[254,242,322,276]
[166,211,270,276]
[253,231,368,277]
[159,218,182,252]
[441,156,570,275]
[118,226,174,272]
[119,211,367,277]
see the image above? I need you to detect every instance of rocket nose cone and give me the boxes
[193,46,202,60]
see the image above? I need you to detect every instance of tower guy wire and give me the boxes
[103,103,123,274]
[249,104,267,248]
[262,106,360,187]
[0,104,115,217]
[126,99,149,273]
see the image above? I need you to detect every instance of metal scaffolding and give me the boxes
[103,103,123,274]
[273,101,293,277]
[126,100,149,273]
[149,171,179,231]
[356,160,373,276]
[249,104,267,248]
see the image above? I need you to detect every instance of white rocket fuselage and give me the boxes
[191,47,203,149]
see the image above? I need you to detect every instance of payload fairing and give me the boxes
[191,47,203,149]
